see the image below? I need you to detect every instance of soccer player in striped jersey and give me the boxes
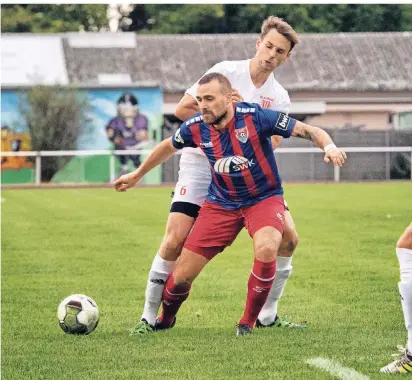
[132,16,303,336]
[114,72,346,335]
[381,223,412,374]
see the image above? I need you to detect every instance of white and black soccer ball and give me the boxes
[57,294,99,335]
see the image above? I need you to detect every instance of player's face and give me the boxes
[255,29,291,72]
[196,81,232,124]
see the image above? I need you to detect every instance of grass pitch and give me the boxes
[2,183,411,379]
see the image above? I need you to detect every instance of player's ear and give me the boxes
[285,50,292,62]
[226,91,232,105]
[256,38,261,51]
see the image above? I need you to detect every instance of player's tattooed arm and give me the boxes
[292,121,332,147]
[291,121,347,167]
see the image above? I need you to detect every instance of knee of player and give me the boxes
[281,234,299,253]
[397,225,412,250]
[397,236,412,250]
[163,231,187,251]
[255,242,278,261]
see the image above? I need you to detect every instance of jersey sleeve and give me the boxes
[277,91,291,115]
[185,62,227,99]
[257,108,297,138]
[171,123,197,149]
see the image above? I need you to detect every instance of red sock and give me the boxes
[158,274,191,327]
[239,259,276,328]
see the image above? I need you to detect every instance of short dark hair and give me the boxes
[198,72,232,94]
[261,16,299,52]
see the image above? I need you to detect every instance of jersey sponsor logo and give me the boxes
[235,126,249,143]
[174,128,184,144]
[275,113,290,131]
[236,107,256,113]
[199,141,213,148]
[185,115,203,126]
[213,156,255,174]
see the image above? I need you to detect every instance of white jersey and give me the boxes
[182,59,290,158]
[172,59,291,207]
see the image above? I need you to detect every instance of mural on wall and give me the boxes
[78,87,162,150]
[1,91,33,171]
[1,87,163,183]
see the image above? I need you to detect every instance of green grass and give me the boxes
[2,183,411,379]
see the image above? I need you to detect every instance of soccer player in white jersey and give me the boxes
[131,16,305,335]
[381,223,412,374]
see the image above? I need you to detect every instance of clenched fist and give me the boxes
[113,172,139,192]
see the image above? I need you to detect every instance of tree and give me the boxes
[1,4,108,33]
[400,5,412,31]
[20,86,89,182]
[2,4,411,35]
[144,4,225,34]
[123,5,151,32]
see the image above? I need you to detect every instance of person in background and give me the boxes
[106,93,149,175]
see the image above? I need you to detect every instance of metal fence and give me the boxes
[1,147,411,186]
[160,123,412,183]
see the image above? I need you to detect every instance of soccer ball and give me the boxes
[57,294,99,335]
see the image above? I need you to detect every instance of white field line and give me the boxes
[306,357,370,380]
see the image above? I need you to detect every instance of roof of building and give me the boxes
[129,32,412,92]
[3,32,412,92]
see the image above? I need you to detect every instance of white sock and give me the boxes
[397,247,412,353]
[258,256,293,325]
[141,252,176,326]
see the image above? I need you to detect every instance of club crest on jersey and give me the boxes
[260,96,274,109]
[235,127,249,143]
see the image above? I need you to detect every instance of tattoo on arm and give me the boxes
[295,126,318,142]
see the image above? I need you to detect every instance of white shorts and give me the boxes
[171,152,211,207]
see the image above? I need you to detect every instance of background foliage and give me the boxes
[2,4,412,34]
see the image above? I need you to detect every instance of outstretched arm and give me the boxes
[114,138,177,192]
[291,121,347,167]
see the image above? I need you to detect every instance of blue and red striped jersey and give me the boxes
[172,102,296,209]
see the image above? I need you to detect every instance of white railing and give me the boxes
[1,147,412,185]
